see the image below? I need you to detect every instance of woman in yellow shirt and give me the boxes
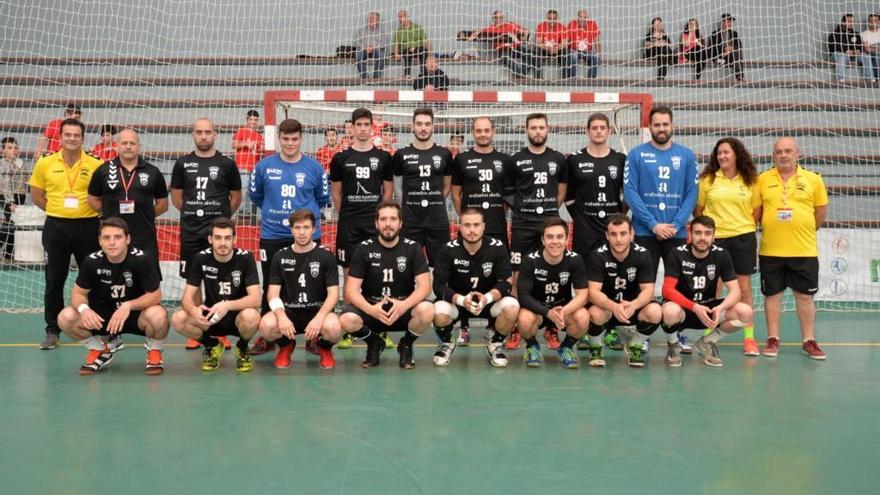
[694,137,761,356]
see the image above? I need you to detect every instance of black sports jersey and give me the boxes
[329,147,393,226]
[75,247,160,314]
[187,248,260,307]
[664,244,737,303]
[392,144,452,225]
[451,149,509,235]
[504,147,567,224]
[170,151,242,238]
[517,249,588,315]
[88,158,168,250]
[432,237,512,301]
[566,148,626,236]
[588,243,655,302]
[268,244,338,310]
[348,236,430,304]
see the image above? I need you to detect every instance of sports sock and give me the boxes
[587,322,604,337]
[524,336,539,348]
[589,334,603,347]
[663,328,679,344]
[703,328,712,336]
[318,337,334,349]
[398,330,418,347]
[627,331,644,347]
[435,324,454,343]
[560,334,578,349]
[80,335,105,351]
[236,337,249,352]
[490,330,506,343]
[274,336,292,347]
[743,325,755,340]
[704,328,726,344]
[145,337,163,351]
[198,333,219,349]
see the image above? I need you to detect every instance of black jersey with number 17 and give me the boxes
[588,243,655,302]
[348,237,430,304]
[76,247,160,315]
[268,244,339,310]
[329,147,393,226]
[187,248,260,307]
[170,151,242,238]
[566,148,626,235]
[392,144,452,225]
[451,149,510,235]
[663,244,736,303]
[504,147,567,225]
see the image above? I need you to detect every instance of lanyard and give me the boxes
[64,160,81,194]
[119,165,138,200]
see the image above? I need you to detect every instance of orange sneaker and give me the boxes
[145,349,164,375]
[217,336,232,350]
[504,330,521,350]
[543,329,561,350]
[274,342,295,369]
[319,346,336,369]
[743,338,759,356]
[79,347,114,375]
[185,338,201,350]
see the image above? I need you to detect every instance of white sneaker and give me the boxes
[432,341,456,366]
[486,342,508,368]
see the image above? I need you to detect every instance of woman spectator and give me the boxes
[644,17,674,80]
[678,18,707,80]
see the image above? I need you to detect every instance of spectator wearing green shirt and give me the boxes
[392,10,431,79]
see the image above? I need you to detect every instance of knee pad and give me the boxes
[433,300,459,321]
[489,296,519,318]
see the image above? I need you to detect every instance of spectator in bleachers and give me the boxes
[468,10,531,78]
[678,18,707,81]
[1,137,27,261]
[567,9,601,78]
[828,13,876,83]
[91,124,118,162]
[232,109,264,172]
[392,10,431,80]
[340,119,354,150]
[314,128,340,172]
[379,128,397,155]
[355,12,388,81]
[644,17,674,80]
[707,13,745,82]
[413,55,450,90]
[35,103,81,159]
[863,14,880,80]
[535,9,575,79]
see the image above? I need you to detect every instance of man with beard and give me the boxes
[171,118,242,349]
[503,112,567,350]
[623,106,698,352]
[515,216,589,369]
[171,217,261,372]
[258,209,342,370]
[339,201,434,369]
[660,216,753,367]
[586,214,662,368]
[431,208,519,367]
[392,108,452,266]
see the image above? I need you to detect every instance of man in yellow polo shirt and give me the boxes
[29,118,103,350]
[755,137,828,360]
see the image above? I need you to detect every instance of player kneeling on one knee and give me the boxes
[431,208,519,367]
[515,217,590,369]
[339,200,434,369]
[660,216,754,368]
[171,217,261,372]
[586,214,662,368]
[256,209,342,370]
[58,217,169,376]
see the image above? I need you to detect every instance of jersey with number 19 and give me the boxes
[663,244,736,303]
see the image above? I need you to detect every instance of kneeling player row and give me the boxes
[57,204,752,376]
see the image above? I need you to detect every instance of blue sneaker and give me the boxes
[677,333,693,354]
[524,345,543,368]
[558,347,580,369]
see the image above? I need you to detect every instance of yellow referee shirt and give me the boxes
[28,150,103,219]
[756,165,828,257]
[697,170,759,238]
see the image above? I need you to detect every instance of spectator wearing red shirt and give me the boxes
[35,103,81,158]
[468,10,534,77]
[535,9,575,79]
[339,120,354,150]
[90,124,118,162]
[445,134,463,159]
[231,109,264,172]
[314,128,340,172]
[568,9,602,78]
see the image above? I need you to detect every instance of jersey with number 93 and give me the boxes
[348,237,429,304]
[187,248,260,307]
[587,243,655,302]
[517,250,588,310]
[268,245,339,310]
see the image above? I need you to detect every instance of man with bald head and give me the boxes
[88,128,169,279]
[754,137,829,360]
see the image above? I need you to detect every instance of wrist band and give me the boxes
[268,298,285,312]
[484,293,495,305]
[454,295,466,307]
[77,303,90,314]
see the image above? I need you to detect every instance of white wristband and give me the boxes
[485,293,495,305]
[77,303,90,314]
[454,295,466,307]
[268,298,285,312]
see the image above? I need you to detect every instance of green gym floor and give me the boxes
[1,312,877,495]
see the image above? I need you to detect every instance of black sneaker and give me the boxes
[39,332,60,350]
[362,336,386,368]
[398,341,415,369]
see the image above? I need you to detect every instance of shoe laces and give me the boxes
[147,349,162,364]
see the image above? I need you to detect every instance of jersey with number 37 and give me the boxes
[76,247,161,315]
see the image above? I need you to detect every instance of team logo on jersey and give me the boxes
[608,166,618,179]
[482,262,493,277]
[396,256,407,272]
[493,160,503,173]
[123,271,133,287]
[671,156,681,171]
[559,271,570,285]
[432,155,442,170]
[97,268,111,277]
[548,162,557,175]
[138,172,150,186]
[626,267,637,281]
[295,173,306,187]
[231,270,241,287]
[309,261,320,278]
[369,157,379,171]
[707,264,716,280]
[208,166,219,179]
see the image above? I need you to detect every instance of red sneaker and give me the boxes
[802,340,827,360]
[504,330,521,350]
[319,346,336,369]
[250,336,276,356]
[217,336,232,350]
[145,349,164,376]
[274,342,295,369]
[543,329,561,350]
[305,337,320,356]
[762,337,780,357]
[185,338,201,350]
[743,338,760,356]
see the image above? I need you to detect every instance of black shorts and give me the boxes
[510,223,543,269]
[336,223,376,267]
[715,232,757,276]
[206,311,245,337]
[666,299,723,332]
[759,256,819,296]
[401,224,449,266]
[342,303,413,333]
[572,225,605,259]
[283,308,321,335]
[592,300,661,330]
[446,303,496,328]
[90,308,145,337]
[635,236,686,273]
[179,235,209,278]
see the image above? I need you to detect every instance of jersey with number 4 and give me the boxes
[432,237,511,300]
[348,237,430,304]
[187,248,260,307]
[663,244,736,303]
[76,247,160,315]
[588,243,655,302]
[268,244,338,310]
